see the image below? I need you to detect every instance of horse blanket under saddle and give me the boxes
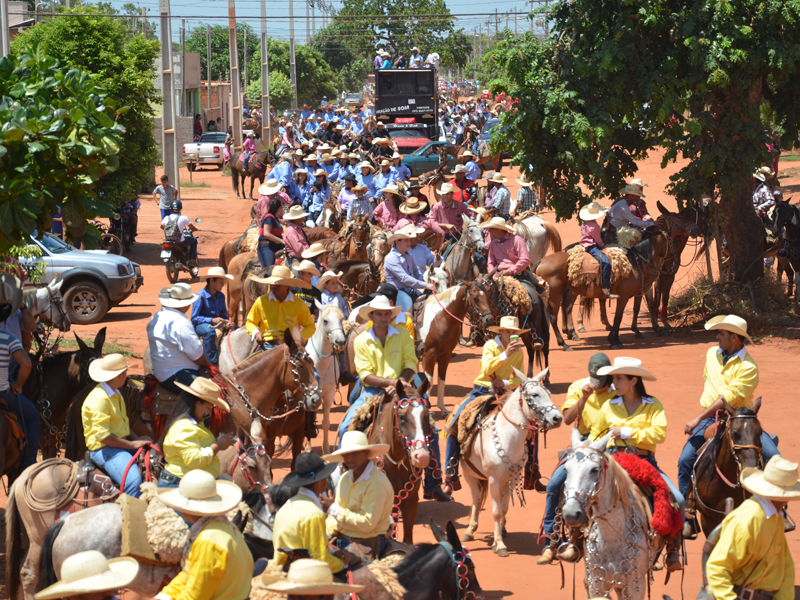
[0,406,25,441]
[567,245,633,289]
[236,226,260,254]
[448,393,501,457]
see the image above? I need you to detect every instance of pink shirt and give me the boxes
[373,200,401,228]
[430,200,471,231]
[393,215,445,236]
[243,138,256,153]
[629,199,650,220]
[283,222,310,259]
[580,220,603,249]
[256,191,292,222]
[487,233,530,275]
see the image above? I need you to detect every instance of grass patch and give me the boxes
[35,337,142,358]
[181,181,211,188]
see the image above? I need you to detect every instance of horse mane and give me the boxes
[606,454,651,521]
[348,392,384,432]
[423,284,459,307]
[318,303,343,322]
[627,236,653,271]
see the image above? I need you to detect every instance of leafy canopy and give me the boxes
[247,71,294,111]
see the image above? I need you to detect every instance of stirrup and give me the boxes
[556,542,582,563]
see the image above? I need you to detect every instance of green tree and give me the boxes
[492,0,800,284]
[0,44,124,251]
[310,22,372,93]
[246,71,294,111]
[465,30,512,88]
[186,23,260,84]
[12,6,160,209]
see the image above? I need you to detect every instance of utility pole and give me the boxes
[260,0,272,147]
[142,7,146,36]
[311,0,315,38]
[158,0,179,198]
[545,0,549,35]
[473,30,477,82]
[228,0,243,150]
[243,28,248,97]
[305,0,310,42]
[495,8,498,37]
[289,0,298,109]
[0,0,9,58]
[206,24,212,110]
[530,0,534,33]
[515,9,517,36]
[180,21,186,117]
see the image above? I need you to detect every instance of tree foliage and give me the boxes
[186,23,260,84]
[0,44,124,252]
[246,71,294,111]
[492,0,800,284]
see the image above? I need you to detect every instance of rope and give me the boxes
[22,459,79,512]
[119,443,158,493]
[432,288,471,326]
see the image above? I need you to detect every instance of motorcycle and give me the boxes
[110,202,138,252]
[161,218,201,282]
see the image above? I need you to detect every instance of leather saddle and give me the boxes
[23,456,118,518]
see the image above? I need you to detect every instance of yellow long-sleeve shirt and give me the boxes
[590,396,667,454]
[159,520,253,600]
[326,461,393,539]
[163,418,220,479]
[701,346,759,409]
[353,325,418,382]
[273,492,344,573]
[707,496,794,600]
[562,378,617,436]
[472,336,524,389]
[245,291,315,342]
[82,383,130,451]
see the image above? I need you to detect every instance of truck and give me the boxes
[374,68,439,155]
[182,131,228,171]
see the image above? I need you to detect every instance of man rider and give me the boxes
[161,200,199,275]
[430,182,472,243]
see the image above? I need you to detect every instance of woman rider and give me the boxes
[289,169,312,207]
[158,377,238,488]
[257,196,285,268]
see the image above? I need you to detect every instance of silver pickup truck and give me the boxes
[182,131,228,171]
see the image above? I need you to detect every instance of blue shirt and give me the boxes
[305,121,318,133]
[267,160,292,186]
[320,290,349,317]
[324,112,336,122]
[465,160,481,181]
[384,247,426,293]
[393,164,411,182]
[191,287,230,326]
[350,121,364,135]
[288,180,312,204]
[407,243,437,279]
[0,330,23,392]
[306,185,330,212]
[301,109,313,120]
[374,170,397,191]
[357,172,378,200]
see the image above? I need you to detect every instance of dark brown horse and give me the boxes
[0,410,24,486]
[230,150,274,200]
[330,258,383,301]
[322,215,371,263]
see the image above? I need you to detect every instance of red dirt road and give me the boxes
[6,153,800,600]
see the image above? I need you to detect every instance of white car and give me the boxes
[182,132,227,171]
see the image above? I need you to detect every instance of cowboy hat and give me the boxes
[281,453,339,489]
[352,293,403,324]
[516,174,535,187]
[200,266,234,281]
[314,169,329,178]
[468,124,479,132]
[306,153,319,161]
[175,377,230,413]
[479,216,515,233]
[295,168,309,178]
[250,264,312,289]
[0,273,23,317]
[348,152,360,159]
[315,270,342,291]
[293,260,321,277]
[704,314,754,344]
[596,356,656,381]
[484,172,507,184]
[157,469,242,516]
[387,223,420,245]
[579,202,609,222]
[301,242,328,259]
[620,179,646,197]
[461,150,476,158]
[753,171,767,183]
[391,152,402,159]
[740,456,800,501]
[399,196,427,214]
[379,159,392,167]
[283,205,311,221]
[453,164,467,175]
[760,166,775,177]
[411,46,420,52]
[159,283,199,308]
[358,161,376,173]
[294,148,304,156]
[353,184,368,194]
[262,559,364,594]
[258,180,283,196]
[319,154,333,162]
[322,430,390,462]
[487,315,530,335]
[438,182,456,195]
[88,353,128,383]
[34,551,139,600]
[381,184,405,198]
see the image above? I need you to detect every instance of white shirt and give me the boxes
[161,214,192,242]
[753,493,779,519]
[146,307,205,381]
[327,461,376,518]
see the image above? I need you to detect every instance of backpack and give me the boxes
[164,215,181,242]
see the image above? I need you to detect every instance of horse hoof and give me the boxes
[561,344,572,351]
[610,343,624,350]
[462,533,474,542]
[571,333,581,342]
[658,329,668,337]
[577,326,586,334]
[634,332,644,339]
[497,548,509,558]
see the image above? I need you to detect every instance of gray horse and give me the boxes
[22,280,70,332]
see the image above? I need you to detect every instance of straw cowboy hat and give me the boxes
[281,453,339,490]
[251,264,312,289]
[753,171,767,183]
[294,168,309,178]
[387,223,419,245]
[313,169,329,178]
[319,154,333,162]
[453,164,467,175]
[399,196,427,214]
[175,377,231,413]
[0,273,23,316]
[352,294,403,324]
[301,242,328,259]
[740,456,800,501]
[293,260,321,277]
[461,150,476,159]
[89,353,128,383]
[159,283,199,308]
[484,172,507,184]
[322,430,390,462]
[438,182,456,195]
[760,166,775,178]
[358,161,376,173]
[479,216,515,233]
[596,356,656,381]
[381,184,405,198]
[315,270,342,291]
[379,159,392,167]
[34,551,139,600]
[157,469,242,516]
[200,266,234,281]
[353,185,368,194]
[487,315,530,335]
[620,178,647,198]
[516,173,535,187]
[704,314,754,344]
[579,202,609,222]
[283,205,310,221]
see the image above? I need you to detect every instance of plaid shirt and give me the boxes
[516,187,538,213]
[492,186,511,219]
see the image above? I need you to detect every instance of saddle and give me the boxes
[447,392,501,478]
[0,404,26,445]
[141,368,212,438]
[23,457,119,518]
[566,245,633,293]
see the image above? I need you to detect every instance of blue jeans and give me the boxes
[445,385,492,479]
[543,456,571,537]
[181,236,198,261]
[0,389,40,471]
[160,368,200,393]
[258,244,276,268]
[91,446,142,498]
[586,245,611,290]
[160,209,171,219]
[195,323,220,365]
[396,290,413,313]
[339,385,384,445]
[157,470,181,488]
[423,428,443,493]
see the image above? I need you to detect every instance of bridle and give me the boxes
[438,540,480,600]
[43,286,68,329]
[715,412,763,489]
[230,439,269,492]
[467,275,495,332]
[562,446,609,521]
[285,347,321,408]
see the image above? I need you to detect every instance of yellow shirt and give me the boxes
[590,396,667,454]
[701,346,759,409]
[82,383,130,451]
[245,291,316,342]
[395,312,414,338]
[354,324,418,382]
[163,418,220,479]
[707,496,794,600]
[326,460,394,539]
[562,378,617,436]
[273,492,344,573]
[160,519,253,600]
[472,336,523,389]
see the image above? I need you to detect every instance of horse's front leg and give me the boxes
[400,487,420,545]
[608,297,628,349]
[644,285,665,336]
[322,384,332,455]
[461,472,482,542]
[489,475,509,557]
[523,331,534,378]
[631,294,644,339]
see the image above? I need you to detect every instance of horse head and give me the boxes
[720,397,763,471]
[512,367,562,430]
[74,327,106,384]
[283,327,322,410]
[318,304,346,353]
[768,200,794,237]
[393,378,433,469]
[29,280,70,332]
[369,229,388,264]
[656,209,702,239]
[238,418,272,492]
[430,519,482,600]
[561,431,613,528]
[462,214,486,253]
[467,275,496,329]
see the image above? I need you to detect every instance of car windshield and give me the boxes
[412,143,439,156]
[199,133,227,143]
[388,130,426,138]
[482,119,500,134]
[36,233,74,254]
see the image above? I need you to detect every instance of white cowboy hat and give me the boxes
[399,196,427,214]
[484,172,507,184]
[740,456,800,501]
[760,166,775,177]
[34,551,139,600]
[358,161,376,173]
[293,259,321,276]
[283,205,310,221]
[301,242,328,259]
[753,171,767,183]
[157,469,243,516]
[704,314,754,344]
[322,430,390,462]
[258,181,283,196]
[516,174,535,187]
[453,164,467,174]
[596,356,656,381]
[387,223,419,244]
[250,264,312,289]
[175,377,231,413]
[261,559,364,595]
[379,159,392,167]
[200,266,234,281]
[294,168,309,177]
[620,179,647,198]
[89,353,128,383]
[391,152,402,159]
[381,184,405,198]
[352,294,403,324]
[479,216,515,233]
[579,202,609,222]
[438,182,456,195]
[461,150,476,158]
[158,283,199,308]
[313,168,329,177]
[487,315,530,335]
[315,270,343,291]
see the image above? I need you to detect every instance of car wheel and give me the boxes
[63,281,110,325]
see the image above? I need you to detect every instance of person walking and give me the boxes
[153,175,179,220]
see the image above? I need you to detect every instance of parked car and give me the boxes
[344,93,363,105]
[22,233,143,325]
[386,129,430,155]
[404,141,459,177]
[481,118,510,158]
[182,132,227,171]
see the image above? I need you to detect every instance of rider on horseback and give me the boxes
[480,216,545,294]
[608,179,655,236]
[242,131,257,170]
[191,267,232,367]
[430,182,472,244]
[35,550,140,600]
[383,226,438,314]
[579,201,618,300]
[460,150,481,184]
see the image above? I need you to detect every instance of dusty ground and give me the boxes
[4,150,800,600]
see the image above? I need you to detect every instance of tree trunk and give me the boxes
[717,171,765,285]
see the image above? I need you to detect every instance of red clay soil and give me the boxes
[4,152,800,600]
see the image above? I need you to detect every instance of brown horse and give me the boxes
[0,411,24,486]
[323,215,371,263]
[225,251,258,327]
[303,226,337,243]
[330,258,383,301]
[231,150,274,200]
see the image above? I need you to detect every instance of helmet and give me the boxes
[170,200,182,213]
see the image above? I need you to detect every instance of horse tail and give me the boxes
[37,520,65,593]
[218,243,228,271]
[542,221,562,254]
[580,296,594,325]
[6,480,23,600]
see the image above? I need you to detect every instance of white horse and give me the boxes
[306,303,346,454]
[22,280,70,331]
[562,430,658,600]
[514,215,562,264]
[461,367,562,556]
[218,326,260,377]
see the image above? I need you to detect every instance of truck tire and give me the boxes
[63,281,110,325]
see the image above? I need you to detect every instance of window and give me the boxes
[378,71,434,96]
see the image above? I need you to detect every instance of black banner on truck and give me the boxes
[375,96,435,115]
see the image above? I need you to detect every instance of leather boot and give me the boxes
[556,544,581,563]
[665,536,683,571]
[537,546,557,565]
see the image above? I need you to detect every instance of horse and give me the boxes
[0,407,24,486]
[443,143,503,173]
[443,214,486,283]
[218,221,258,272]
[22,280,70,333]
[320,196,343,233]
[323,215,371,263]
[513,215,562,264]
[460,368,562,556]
[231,149,274,200]
[369,227,389,265]
[305,304,347,454]
[330,258,383,301]
[216,418,274,493]
[303,226,337,243]
[224,251,258,327]
[689,400,764,537]
[768,199,800,305]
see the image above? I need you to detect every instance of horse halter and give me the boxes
[467,276,495,329]
[45,286,68,327]
[285,348,321,405]
[439,540,480,600]
[392,396,435,453]
[231,439,269,492]
[520,380,559,427]
[720,413,763,487]
[562,446,608,518]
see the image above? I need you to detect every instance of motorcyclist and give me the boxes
[161,200,199,276]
